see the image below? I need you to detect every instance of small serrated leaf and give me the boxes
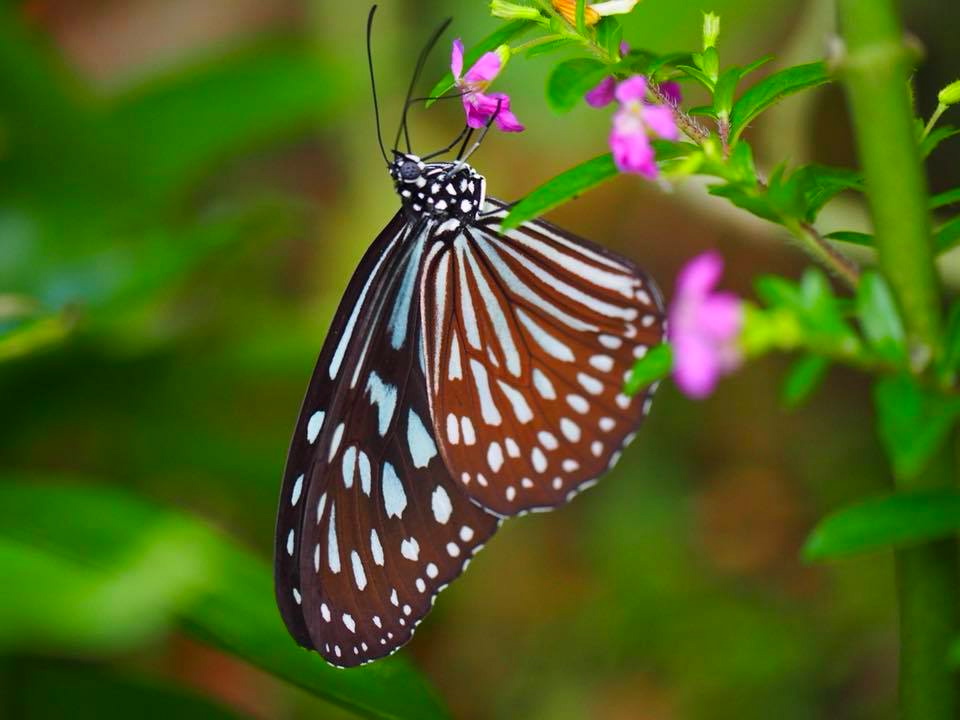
[729,62,829,141]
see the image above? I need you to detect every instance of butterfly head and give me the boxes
[390,151,486,225]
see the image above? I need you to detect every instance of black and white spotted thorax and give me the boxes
[389,152,486,228]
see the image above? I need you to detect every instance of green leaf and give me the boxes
[624,344,673,395]
[524,38,577,59]
[676,64,715,91]
[855,271,906,361]
[501,154,619,230]
[427,20,535,104]
[712,67,742,118]
[930,187,960,210]
[546,58,610,112]
[754,274,803,308]
[740,54,774,77]
[941,301,960,374]
[708,183,779,223]
[729,62,830,141]
[785,165,863,222]
[803,490,960,560]
[934,215,960,255]
[782,355,829,408]
[0,480,450,720]
[824,230,873,246]
[874,375,960,480]
[920,124,960,158]
[596,17,623,59]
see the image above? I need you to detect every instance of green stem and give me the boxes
[837,2,957,718]
[837,0,941,360]
[894,445,960,720]
[922,103,948,141]
[787,220,860,289]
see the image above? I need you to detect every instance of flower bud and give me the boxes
[490,0,542,21]
[938,79,960,107]
[702,12,721,50]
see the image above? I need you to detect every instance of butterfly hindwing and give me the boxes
[420,199,666,516]
[276,214,499,667]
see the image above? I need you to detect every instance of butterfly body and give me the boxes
[391,152,487,230]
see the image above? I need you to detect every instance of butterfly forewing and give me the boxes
[420,200,665,516]
[275,213,498,667]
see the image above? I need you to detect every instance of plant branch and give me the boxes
[789,221,860,289]
[837,2,957,719]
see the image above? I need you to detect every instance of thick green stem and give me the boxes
[837,0,941,359]
[837,2,958,718]
[894,445,960,720]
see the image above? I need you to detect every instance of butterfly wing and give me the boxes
[420,199,665,516]
[275,213,499,666]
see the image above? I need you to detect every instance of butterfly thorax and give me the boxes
[389,152,486,228]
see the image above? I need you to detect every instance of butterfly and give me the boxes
[273,7,666,668]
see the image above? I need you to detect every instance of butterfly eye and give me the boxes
[399,162,421,181]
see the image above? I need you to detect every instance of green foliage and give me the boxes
[546,58,610,112]
[874,375,960,480]
[0,481,450,720]
[856,272,906,362]
[804,489,960,560]
[624,344,673,395]
[781,355,829,408]
[729,62,830,142]
[501,153,619,229]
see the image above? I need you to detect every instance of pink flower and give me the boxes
[609,75,679,178]
[668,251,743,398]
[451,39,524,132]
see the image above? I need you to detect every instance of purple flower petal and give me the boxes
[462,91,523,131]
[667,251,743,399]
[463,51,502,84]
[610,115,657,177]
[615,75,648,104]
[585,76,617,108]
[640,104,679,140]
[660,81,682,104]
[675,250,724,299]
[672,334,722,398]
[451,38,464,80]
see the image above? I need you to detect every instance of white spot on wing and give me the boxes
[370,529,384,566]
[532,368,556,399]
[432,485,453,524]
[307,411,325,443]
[407,409,438,468]
[382,462,407,519]
[351,551,367,591]
[401,537,420,561]
[366,372,398,436]
[497,380,534,423]
[327,504,340,573]
[291,474,304,506]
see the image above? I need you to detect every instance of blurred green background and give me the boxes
[1,1,958,718]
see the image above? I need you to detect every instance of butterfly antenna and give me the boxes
[366,6,389,165]
[394,16,453,154]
